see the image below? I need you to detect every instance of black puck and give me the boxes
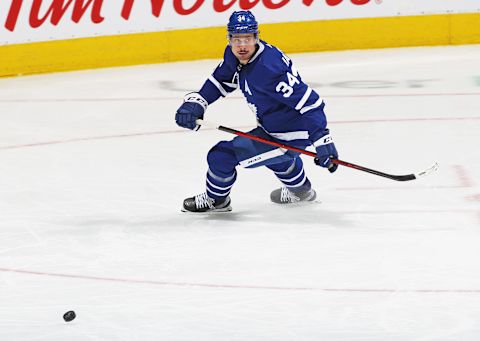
[63,310,76,322]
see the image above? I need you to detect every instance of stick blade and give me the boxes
[392,162,439,181]
[414,162,439,179]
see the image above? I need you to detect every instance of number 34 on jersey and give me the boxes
[275,53,300,98]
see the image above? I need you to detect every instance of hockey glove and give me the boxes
[175,92,208,131]
[313,129,339,173]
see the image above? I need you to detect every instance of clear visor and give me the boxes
[228,34,258,47]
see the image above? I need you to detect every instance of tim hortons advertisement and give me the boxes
[1,0,478,45]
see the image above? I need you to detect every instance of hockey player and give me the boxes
[175,10,338,212]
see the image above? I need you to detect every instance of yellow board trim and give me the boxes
[1,13,479,77]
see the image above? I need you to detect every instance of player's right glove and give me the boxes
[175,92,208,131]
[313,129,338,173]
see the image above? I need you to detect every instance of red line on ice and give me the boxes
[0,267,479,293]
[452,165,475,188]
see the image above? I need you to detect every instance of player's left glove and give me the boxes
[175,92,208,131]
[313,129,338,173]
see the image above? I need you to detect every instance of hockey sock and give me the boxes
[206,168,236,201]
[268,157,312,193]
[205,140,239,201]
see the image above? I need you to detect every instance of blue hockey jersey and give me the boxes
[199,40,328,148]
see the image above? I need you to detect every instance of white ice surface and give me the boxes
[0,45,479,341]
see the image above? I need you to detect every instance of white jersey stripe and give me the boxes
[268,130,309,141]
[222,81,238,89]
[295,87,312,111]
[208,75,228,97]
[300,98,323,114]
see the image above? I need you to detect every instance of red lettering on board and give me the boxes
[5,0,24,31]
[324,0,370,6]
[5,0,104,31]
[4,0,373,32]
[238,0,261,10]
[263,0,290,9]
[174,0,205,15]
[121,0,165,20]
[213,0,237,12]
[29,0,104,28]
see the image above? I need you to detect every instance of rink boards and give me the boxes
[1,12,479,77]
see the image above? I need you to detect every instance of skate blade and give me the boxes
[272,200,321,206]
[181,206,233,213]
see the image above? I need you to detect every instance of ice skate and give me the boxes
[182,192,232,213]
[270,187,317,204]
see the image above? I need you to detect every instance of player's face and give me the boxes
[229,33,257,64]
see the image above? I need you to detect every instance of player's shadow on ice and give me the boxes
[61,204,353,230]
[183,204,354,228]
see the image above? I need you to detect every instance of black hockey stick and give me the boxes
[196,119,439,182]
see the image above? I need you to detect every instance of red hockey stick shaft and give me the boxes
[197,119,438,181]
